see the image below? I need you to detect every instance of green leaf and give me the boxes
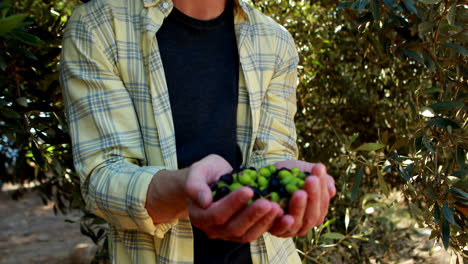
[337,1,353,10]
[450,187,468,200]
[422,87,443,94]
[371,0,380,20]
[402,49,424,64]
[378,170,389,197]
[441,219,450,249]
[422,50,436,72]
[433,203,440,224]
[31,142,47,170]
[424,188,438,200]
[453,170,468,177]
[0,107,22,119]
[422,133,435,153]
[11,30,44,46]
[442,202,456,225]
[427,101,464,112]
[351,166,364,201]
[322,232,345,240]
[444,43,468,56]
[381,0,397,8]
[0,13,27,36]
[427,118,461,130]
[348,133,359,149]
[420,0,441,4]
[398,165,410,181]
[403,0,418,14]
[358,0,370,14]
[355,142,385,151]
[447,1,457,25]
[455,147,466,169]
[418,21,433,38]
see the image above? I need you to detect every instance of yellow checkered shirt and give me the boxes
[60,0,301,263]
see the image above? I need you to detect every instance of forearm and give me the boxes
[145,168,190,224]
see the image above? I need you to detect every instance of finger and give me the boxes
[285,190,307,234]
[297,176,321,236]
[327,175,336,197]
[185,155,233,208]
[230,201,281,242]
[268,214,294,236]
[189,187,253,227]
[225,199,272,236]
[318,173,330,224]
[311,163,327,177]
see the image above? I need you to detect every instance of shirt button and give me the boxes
[146,24,153,31]
[162,2,169,9]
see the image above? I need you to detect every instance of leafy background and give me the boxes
[0,0,466,263]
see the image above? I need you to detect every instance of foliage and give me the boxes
[252,0,467,262]
[0,0,466,263]
[0,0,107,262]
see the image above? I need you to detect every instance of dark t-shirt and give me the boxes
[156,2,252,263]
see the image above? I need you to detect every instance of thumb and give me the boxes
[185,170,213,209]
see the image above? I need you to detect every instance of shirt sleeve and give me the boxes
[249,29,299,168]
[59,6,176,238]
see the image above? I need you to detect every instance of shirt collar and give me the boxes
[142,0,250,22]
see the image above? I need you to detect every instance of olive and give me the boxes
[258,176,268,188]
[269,192,279,202]
[286,184,298,194]
[269,177,281,191]
[267,165,277,174]
[278,170,292,180]
[250,186,262,200]
[213,186,230,201]
[229,183,243,192]
[259,167,271,177]
[239,173,251,185]
[220,173,234,185]
[291,167,300,175]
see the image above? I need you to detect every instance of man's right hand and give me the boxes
[184,154,283,243]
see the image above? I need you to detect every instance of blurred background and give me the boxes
[0,0,466,263]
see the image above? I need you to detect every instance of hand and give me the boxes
[184,154,283,243]
[268,160,336,237]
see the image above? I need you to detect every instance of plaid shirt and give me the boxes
[60,0,300,263]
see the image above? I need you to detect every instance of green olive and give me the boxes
[286,184,298,194]
[229,182,243,191]
[298,172,306,180]
[259,167,271,177]
[297,179,305,189]
[238,173,251,185]
[267,165,276,174]
[269,192,279,202]
[291,167,300,176]
[278,170,292,180]
[258,176,268,187]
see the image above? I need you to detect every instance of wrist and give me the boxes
[145,168,191,224]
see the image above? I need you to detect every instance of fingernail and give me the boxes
[198,192,210,208]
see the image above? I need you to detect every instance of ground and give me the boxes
[0,184,95,264]
[0,183,461,264]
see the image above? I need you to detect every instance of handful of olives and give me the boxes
[210,166,310,213]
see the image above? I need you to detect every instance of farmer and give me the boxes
[60,0,336,263]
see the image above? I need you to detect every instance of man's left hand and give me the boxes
[268,160,336,237]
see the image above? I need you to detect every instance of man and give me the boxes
[60,0,336,263]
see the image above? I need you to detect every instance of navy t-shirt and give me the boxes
[157,1,252,263]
